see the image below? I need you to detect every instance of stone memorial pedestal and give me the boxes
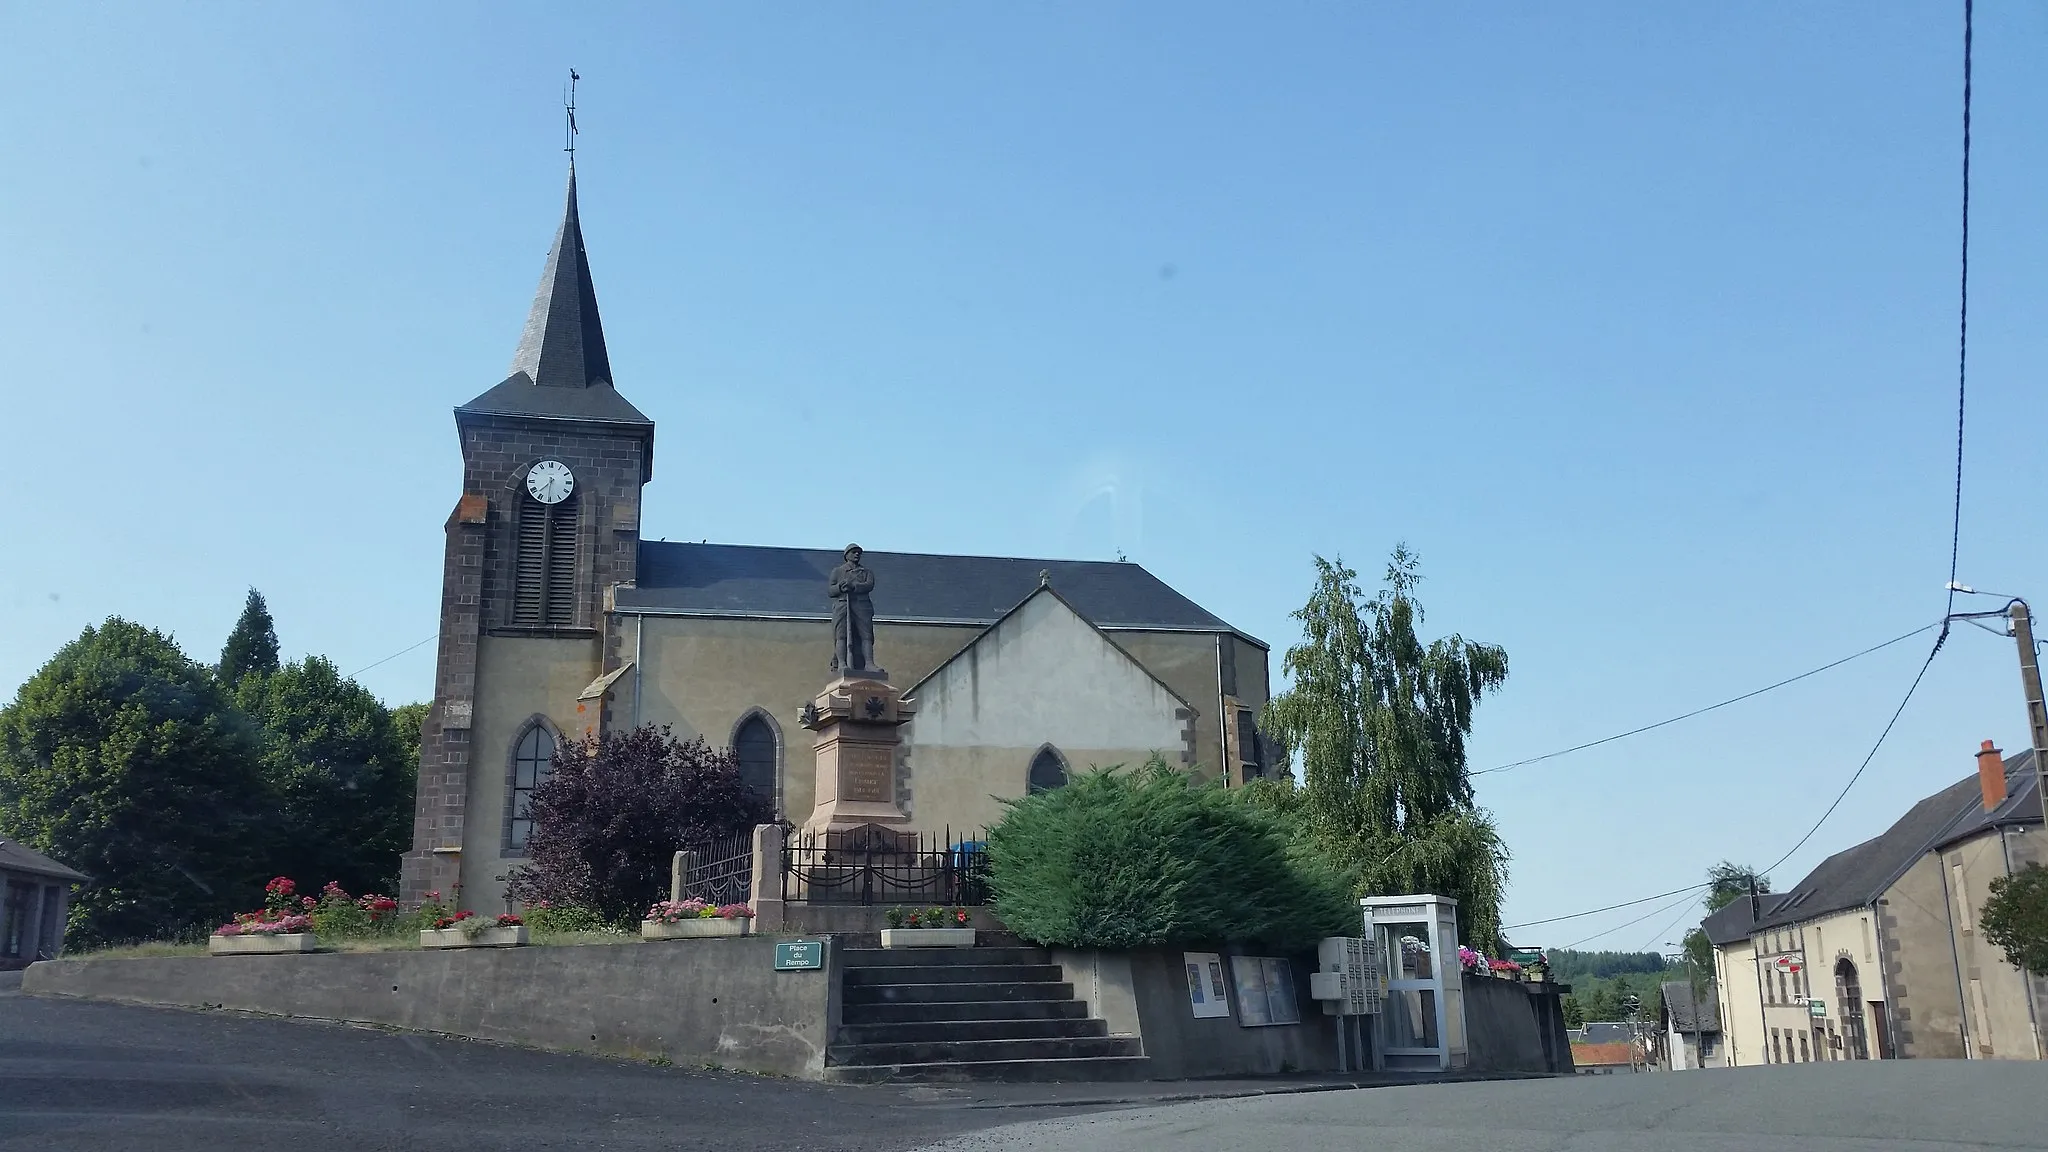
[800,676,915,836]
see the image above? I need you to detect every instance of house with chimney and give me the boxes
[1703,741,2044,1065]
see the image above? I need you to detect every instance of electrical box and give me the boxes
[1312,935,1382,1016]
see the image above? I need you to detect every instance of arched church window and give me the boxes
[1028,746,1069,794]
[513,482,578,627]
[507,721,557,852]
[733,712,778,812]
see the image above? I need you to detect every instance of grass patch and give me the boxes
[72,941,209,960]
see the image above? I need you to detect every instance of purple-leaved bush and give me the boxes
[504,725,772,923]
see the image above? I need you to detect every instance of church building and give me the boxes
[399,171,1276,908]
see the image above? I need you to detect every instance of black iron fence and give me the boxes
[678,830,754,905]
[780,824,991,906]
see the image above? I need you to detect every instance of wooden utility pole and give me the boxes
[2010,601,2048,812]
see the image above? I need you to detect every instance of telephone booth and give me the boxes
[1362,894,1467,1071]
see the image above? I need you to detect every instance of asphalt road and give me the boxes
[0,980,1098,1152]
[9,977,2041,1152]
[916,1060,2048,1152]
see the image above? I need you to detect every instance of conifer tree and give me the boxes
[219,587,280,685]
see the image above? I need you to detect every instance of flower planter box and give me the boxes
[641,917,751,940]
[880,927,976,949]
[209,933,318,955]
[419,925,529,949]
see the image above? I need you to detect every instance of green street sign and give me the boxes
[775,940,824,971]
[1510,949,1544,965]
[1808,999,1827,1017]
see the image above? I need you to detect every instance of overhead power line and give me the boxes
[1472,621,1941,778]
[348,634,437,679]
[1504,883,1709,931]
[1563,889,1703,951]
[1761,626,1949,877]
[1946,0,1973,621]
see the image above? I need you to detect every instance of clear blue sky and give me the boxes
[4,3,2044,946]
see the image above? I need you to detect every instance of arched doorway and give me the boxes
[1835,957,1869,1060]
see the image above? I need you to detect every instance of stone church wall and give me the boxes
[459,633,602,909]
[624,615,978,822]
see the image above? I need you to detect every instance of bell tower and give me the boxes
[400,164,656,906]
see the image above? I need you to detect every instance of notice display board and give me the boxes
[1230,955,1301,1027]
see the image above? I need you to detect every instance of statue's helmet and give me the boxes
[844,544,863,560]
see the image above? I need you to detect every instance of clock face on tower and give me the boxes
[525,460,574,505]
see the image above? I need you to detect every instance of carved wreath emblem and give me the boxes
[798,701,821,730]
[864,695,886,720]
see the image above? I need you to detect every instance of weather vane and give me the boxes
[564,69,580,166]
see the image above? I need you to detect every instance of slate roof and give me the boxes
[1702,750,2041,946]
[1661,981,1720,1034]
[1934,749,2041,851]
[456,169,652,429]
[617,542,1248,637]
[1572,1022,1632,1044]
[0,838,88,883]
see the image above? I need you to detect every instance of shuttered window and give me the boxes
[513,492,577,626]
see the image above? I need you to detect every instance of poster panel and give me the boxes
[1184,951,1231,1019]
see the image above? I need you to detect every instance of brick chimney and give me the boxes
[1976,740,2007,812]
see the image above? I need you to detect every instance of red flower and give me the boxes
[955,910,969,925]
[301,896,317,910]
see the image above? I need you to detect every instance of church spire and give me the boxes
[508,168,613,390]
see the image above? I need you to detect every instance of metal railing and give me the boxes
[678,830,754,905]
[780,824,990,906]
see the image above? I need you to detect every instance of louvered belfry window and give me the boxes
[513,491,578,626]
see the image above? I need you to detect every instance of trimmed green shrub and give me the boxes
[986,757,1354,950]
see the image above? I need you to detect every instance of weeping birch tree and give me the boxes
[1262,545,1513,950]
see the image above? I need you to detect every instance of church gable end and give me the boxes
[908,587,1194,756]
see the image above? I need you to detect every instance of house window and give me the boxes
[1029,746,1069,794]
[1771,1029,1782,1063]
[1235,708,1262,782]
[1798,1033,1810,1062]
[513,487,578,626]
[507,723,557,851]
[733,712,778,812]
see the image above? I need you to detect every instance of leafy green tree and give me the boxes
[1980,862,2048,976]
[0,620,273,945]
[987,757,1355,950]
[1561,994,1586,1028]
[1679,862,1768,991]
[1705,861,1769,911]
[389,700,430,794]
[234,657,415,895]
[1262,546,1512,948]
[219,588,280,686]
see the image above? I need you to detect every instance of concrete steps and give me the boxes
[825,946,1149,1084]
